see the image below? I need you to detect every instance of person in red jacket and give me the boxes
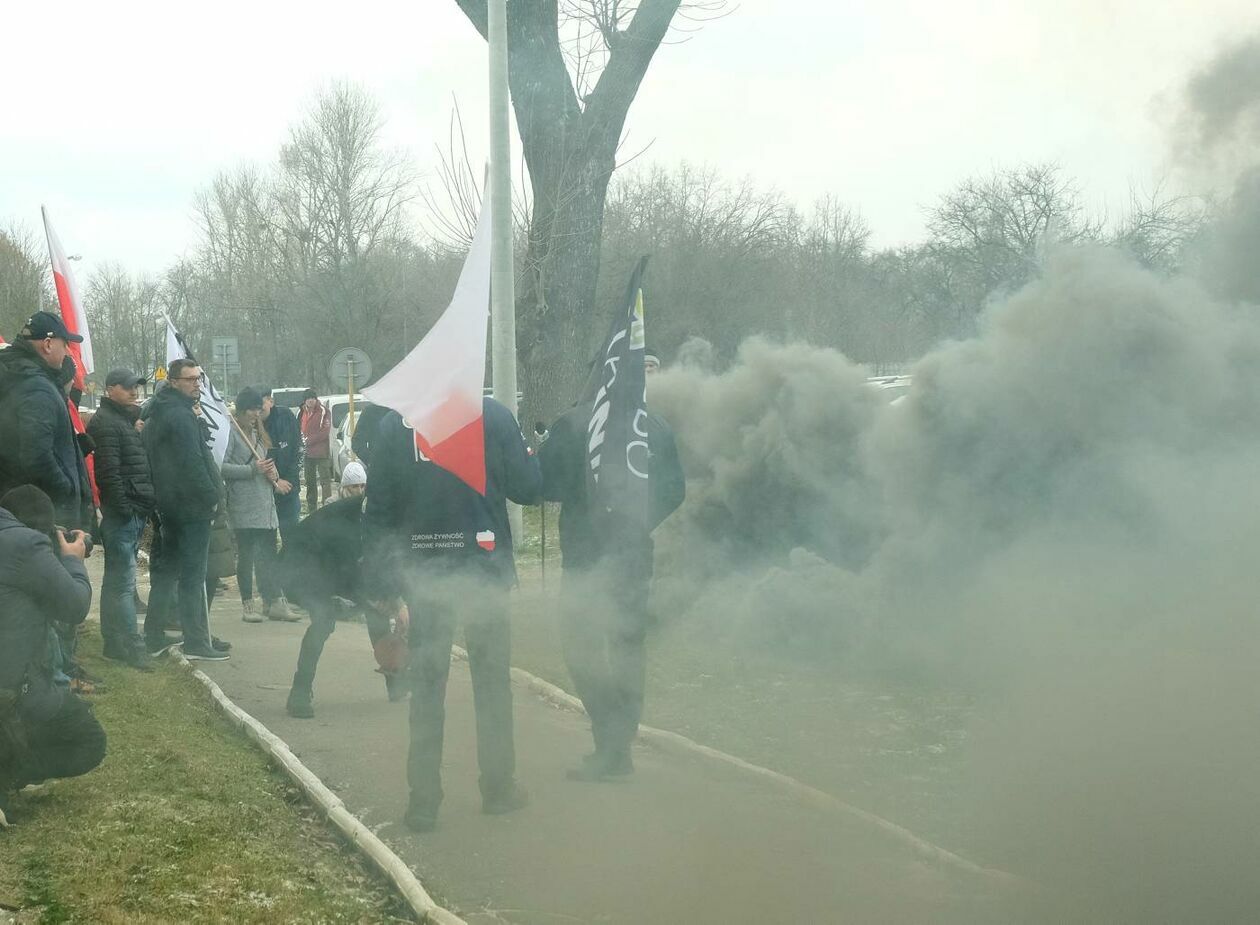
[297,389,332,511]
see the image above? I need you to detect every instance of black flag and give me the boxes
[586,256,650,529]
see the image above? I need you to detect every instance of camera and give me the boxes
[58,527,94,556]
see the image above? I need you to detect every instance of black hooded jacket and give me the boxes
[0,343,91,528]
[363,398,541,591]
[279,495,365,606]
[538,403,686,575]
[87,397,155,519]
[142,385,223,523]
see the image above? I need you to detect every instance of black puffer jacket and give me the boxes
[0,507,92,718]
[142,386,223,523]
[0,344,91,529]
[87,397,155,519]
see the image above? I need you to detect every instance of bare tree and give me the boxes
[0,225,50,338]
[454,0,729,425]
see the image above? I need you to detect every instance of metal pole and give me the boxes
[488,0,522,540]
[347,357,357,461]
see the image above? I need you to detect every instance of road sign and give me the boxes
[328,348,373,391]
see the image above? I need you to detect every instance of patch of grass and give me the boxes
[0,627,412,924]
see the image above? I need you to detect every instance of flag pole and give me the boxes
[488,0,522,541]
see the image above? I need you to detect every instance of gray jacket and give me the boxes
[221,426,279,531]
[0,508,92,716]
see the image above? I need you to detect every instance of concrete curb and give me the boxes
[454,646,1026,890]
[175,652,466,925]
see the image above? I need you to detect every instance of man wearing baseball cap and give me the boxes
[0,312,92,530]
[87,368,155,670]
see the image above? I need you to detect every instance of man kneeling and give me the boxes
[0,486,106,824]
[283,462,405,718]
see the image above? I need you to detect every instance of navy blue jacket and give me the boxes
[0,344,91,529]
[363,398,541,591]
[264,404,303,487]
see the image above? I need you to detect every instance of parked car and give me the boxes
[317,394,368,466]
[330,405,373,481]
[270,387,308,410]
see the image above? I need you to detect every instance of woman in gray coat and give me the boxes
[222,389,297,623]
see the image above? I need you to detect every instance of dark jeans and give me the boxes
[304,457,332,510]
[405,582,515,815]
[291,598,393,695]
[275,490,301,549]
[16,694,107,788]
[235,528,279,602]
[100,509,146,650]
[560,565,650,757]
[145,517,212,650]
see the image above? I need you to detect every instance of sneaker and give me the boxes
[146,636,183,657]
[267,597,301,622]
[482,782,530,816]
[102,638,129,661]
[286,688,315,719]
[242,599,264,623]
[183,645,230,662]
[211,637,232,653]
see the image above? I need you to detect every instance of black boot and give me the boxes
[286,686,314,719]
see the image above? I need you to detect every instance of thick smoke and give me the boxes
[650,246,1260,918]
[1176,34,1260,182]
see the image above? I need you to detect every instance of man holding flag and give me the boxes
[538,259,686,782]
[0,311,93,531]
[363,196,540,832]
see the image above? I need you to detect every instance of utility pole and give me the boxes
[488,0,523,538]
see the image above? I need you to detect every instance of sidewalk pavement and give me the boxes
[189,591,1010,925]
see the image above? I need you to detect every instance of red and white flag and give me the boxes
[41,206,93,390]
[364,196,493,494]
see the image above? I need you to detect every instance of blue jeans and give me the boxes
[145,517,212,651]
[100,509,145,651]
[276,489,301,549]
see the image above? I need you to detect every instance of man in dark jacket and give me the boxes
[0,485,105,823]
[260,387,302,547]
[141,359,228,662]
[0,312,91,530]
[364,398,541,831]
[88,368,155,670]
[538,392,686,781]
[350,402,389,469]
[283,463,401,718]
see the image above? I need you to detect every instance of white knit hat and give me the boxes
[340,460,367,487]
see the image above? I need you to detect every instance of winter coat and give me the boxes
[87,397,155,519]
[299,402,331,459]
[143,386,223,523]
[279,495,364,607]
[538,404,686,577]
[0,508,92,718]
[221,425,279,531]
[263,405,303,486]
[206,505,236,578]
[0,343,92,529]
[363,398,541,592]
[351,403,388,469]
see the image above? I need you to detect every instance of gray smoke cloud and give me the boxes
[1177,34,1260,176]
[649,235,1260,918]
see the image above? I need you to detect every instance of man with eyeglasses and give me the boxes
[0,312,92,531]
[141,358,229,661]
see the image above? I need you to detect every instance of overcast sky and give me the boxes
[4,0,1259,282]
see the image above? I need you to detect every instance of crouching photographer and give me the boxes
[0,485,106,825]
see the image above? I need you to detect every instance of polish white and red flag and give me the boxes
[41,206,93,390]
[363,195,493,495]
